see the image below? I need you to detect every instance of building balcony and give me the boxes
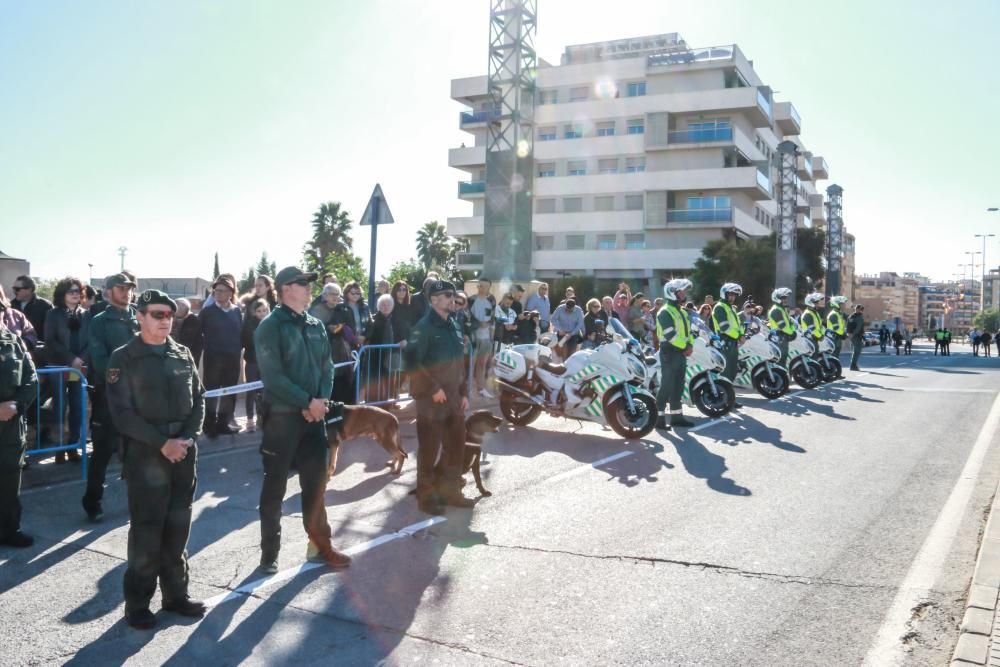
[796,154,814,181]
[456,252,484,268]
[666,127,734,144]
[811,156,829,179]
[459,109,500,127]
[533,248,704,272]
[808,194,825,222]
[448,145,486,170]
[532,165,772,201]
[451,75,488,102]
[774,102,801,135]
[667,207,732,223]
[447,216,484,236]
[458,181,486,198]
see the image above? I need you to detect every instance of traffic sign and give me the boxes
[359,184,395,226]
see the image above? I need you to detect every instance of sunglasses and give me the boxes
[437,291,455,298]
[454,300,466,306]
[66,288,81,294]
[144,310,175,320]
[12,285,26,291]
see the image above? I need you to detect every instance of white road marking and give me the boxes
[869,387,996,394]
[544,450,634,484]
[864,388,1000,666]
[204,516,447,608]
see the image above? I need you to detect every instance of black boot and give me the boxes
[215,414,238,436]
[203,414,218,438]
[671,414,695,427]
[656,415,671,431]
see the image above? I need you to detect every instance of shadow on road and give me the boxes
[599,439,674,487]
[713,413,805,454]
[665,432,752,497]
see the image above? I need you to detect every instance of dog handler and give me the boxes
[105,290,205,629]
[254,267,351,575]
[0,319,37,548]
[407,279,472,515]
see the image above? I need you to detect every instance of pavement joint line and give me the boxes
[204,516,447,608]
[866,387,1000,666]
[543,450,634,484]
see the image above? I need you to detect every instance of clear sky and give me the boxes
[2,0,999,285]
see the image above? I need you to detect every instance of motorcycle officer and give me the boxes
[826,296,849,377]
[655,279,695,431]
[800,293,828,358]
[712,283,745,409]
[767,287,797,368]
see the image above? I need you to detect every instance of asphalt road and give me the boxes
[3,342,999,666]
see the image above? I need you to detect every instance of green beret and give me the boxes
[136,289,177,312]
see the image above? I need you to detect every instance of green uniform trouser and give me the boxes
[656,347,687,414]
[850,337,863,369]
[0,418,27,539]
[777,338,790,369]
[833,338,843,360]
[720,338,739,382]
[122,439,197,613]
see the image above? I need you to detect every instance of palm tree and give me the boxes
[304,202,353,273]
[415,221,452,270]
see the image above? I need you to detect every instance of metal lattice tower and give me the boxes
[824,184,844,296]
[774,140,800,294]
[483,0,537,281]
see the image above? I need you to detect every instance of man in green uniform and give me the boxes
[83,273,139,522]
[655,279,695,431]
[255,267,350,575]
[712,282,745,407]
[407,280,471,515]
[0,322,38,548]
[826,296,849,378]
[767,287,797,368]
[934,327,945,356]
[944,328,952,356]
[800,293,827,365]
[105,290,205,629]
[847,305,865,371]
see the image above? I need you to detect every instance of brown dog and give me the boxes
[463,410,503,497]
[326,404,407,480]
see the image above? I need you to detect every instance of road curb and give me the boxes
[952,482,1000,665]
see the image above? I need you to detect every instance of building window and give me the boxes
[625,194,644,211]
[539,89,558,105]
[538,127,556,141]
[535,235,554,250]
[564,125,583,139]
[569,86,588,102]
[566,234,585,250]
[625,157,646,173]
[563,197,583,213]
[567,161,587,176]
[626,81,646,97]
[537,163,555,178]
[535,198,556,214]
[595,195,614,211]
[625,233,646,249]
[627,119,645,135]
[597,234,617,250]
[598,158,618,175]
[596,121,615,137]
[687,195,731,210]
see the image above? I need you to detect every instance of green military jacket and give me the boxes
[88,304,139,379]
[0,326,38,451]
[105,336,205,448]
[254,305,334,412]
[407,307,467,400]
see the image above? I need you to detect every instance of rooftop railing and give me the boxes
[667,127,734,144]
[667,207,733,223]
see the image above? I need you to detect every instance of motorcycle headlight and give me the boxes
[709,347,726,371]
[627,355,646,381]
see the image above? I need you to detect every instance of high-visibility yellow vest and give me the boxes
[826,309,846,336]
[657,303,691,350]
[768,304,795,335]
[712,302,743,340]
[800,308,825,340]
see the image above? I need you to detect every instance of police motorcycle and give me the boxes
[736,320,791,399]
[492,316,658,439]
[785,330,823,389]
[800,292,842,384]
[643,319,736,418]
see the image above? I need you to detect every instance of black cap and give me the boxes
[428,280,456,296]
[104,273,137,290]
[136,289,177,312]
[274,266,318,287]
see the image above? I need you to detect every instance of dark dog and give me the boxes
[463,410,503,497]
[326,404,407,480]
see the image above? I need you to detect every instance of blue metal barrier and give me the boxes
[27,367,89,480]
[355,344,410,406]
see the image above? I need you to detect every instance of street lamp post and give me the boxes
[966,251,982,297]
[975,233,995,311]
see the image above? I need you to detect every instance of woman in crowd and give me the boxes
[43,276,89,461]
[626,293,647,341]
[331,282,372,404]
[240,297,270,432]
[241,275,278,311]
[494,293,518,348]
[390,281,415,342]
[367,294,407,403]
[81,284,97,311]
[583,298,606,349]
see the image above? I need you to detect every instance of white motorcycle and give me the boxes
[492,318,658,439]
[735,326,790,399]
[815,332,843,383]
[644,322,736,418]
[786,333,823,389]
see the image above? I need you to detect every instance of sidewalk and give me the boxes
[952,481,1000,665]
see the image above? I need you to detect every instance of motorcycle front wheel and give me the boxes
[691,380,735,418]
[820,357,842,383]
[791,360,822,389]
[499,391,542,426]
[606,393,657,440]
[752,366,790,399]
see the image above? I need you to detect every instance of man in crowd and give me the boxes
[105,290,206,629]
[255,267,350,575]
[847,305,865,371]
[656,279,695,430]
[407,279,471,515]
[199,275,242,436]
[469,278,495,398]
[0,319,37,547]
[171,298,202,363]
[525,282,551,335]
[10,275,52,344]
[550,298,585,359]
[84,273,140,522]
[409,272,440,321]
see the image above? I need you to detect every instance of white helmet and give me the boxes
[829,295,849,308]
[771,287,793,303]
[663,278,692,302]
[720,282,743,299]
[804,292,825,307]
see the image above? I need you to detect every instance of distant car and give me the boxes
[863,332,878,347]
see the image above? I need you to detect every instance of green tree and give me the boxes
[383,258,426,290]
[238,267,256,294]
[34,278,59,303]
[415,221,452,270]
[973,307,1000,332]
[304,202,353,275]
[321,252,367,295]
[255,251,277,280]
[212,252,220,280]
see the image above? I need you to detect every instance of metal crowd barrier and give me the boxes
[26,367,89,480]
[355,344,410,406]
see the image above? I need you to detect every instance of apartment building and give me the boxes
[449,33,836,289]
[920,283,979,334]
[984,268,1000,311]
[855,272,921,330]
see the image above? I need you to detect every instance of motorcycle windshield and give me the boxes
[609,316,633,342]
